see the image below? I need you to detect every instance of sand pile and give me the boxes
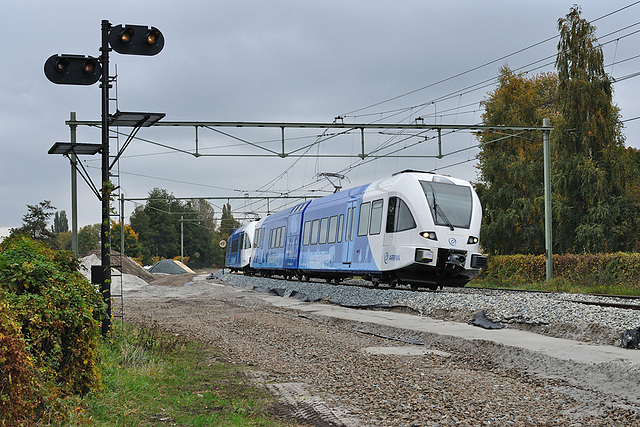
[80,253,152,293]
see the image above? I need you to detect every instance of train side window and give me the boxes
[231,236,239,254]
[279,226,286,248]
[386,197,416,232]
[346,208,357,241]
[358,202,371,236]
[302,221,311,246]
[268,229,274,249]
[275,227,282,249]
[327,216,338,244]
[254,228,260,248]
[349,208,356,241]
[345,208,352,241]
[370,199,384,235]
[319,217,329,244]
[310,219,320,245]
[337,214,344,243]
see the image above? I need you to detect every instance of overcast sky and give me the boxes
[1,0,639,230]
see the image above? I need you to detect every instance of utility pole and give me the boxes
[543,118,553,280]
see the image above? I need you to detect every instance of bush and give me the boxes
[0,299,41,425]
[477,252,640,294]
[0,234,106,423]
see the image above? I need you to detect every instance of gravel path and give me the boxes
[210,271,640,347]
[121,272,640,426]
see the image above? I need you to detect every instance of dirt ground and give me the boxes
[117,271,640,426]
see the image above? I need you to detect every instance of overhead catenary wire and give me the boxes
[209,3,640,216]
[76,2,640,221]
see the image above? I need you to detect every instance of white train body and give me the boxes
[227,171,487,289]
[224,220,256,272]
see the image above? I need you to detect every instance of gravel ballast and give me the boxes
[121,271,640,426]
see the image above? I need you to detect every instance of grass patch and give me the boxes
[70,322,292,426]
[470,277,640,295]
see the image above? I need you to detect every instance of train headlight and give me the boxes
[420,231,438,240]
[467,236,479,244]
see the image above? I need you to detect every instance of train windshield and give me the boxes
[420,180,472,230]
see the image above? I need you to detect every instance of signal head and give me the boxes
[109,24,164,56]
[44,54,101,85]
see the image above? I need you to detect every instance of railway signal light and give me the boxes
[108,24,164,56]
[45,20,165,336]
[44,54,101,85]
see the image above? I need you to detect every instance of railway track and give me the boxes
[465,285,640,311]
[237,271,640,311]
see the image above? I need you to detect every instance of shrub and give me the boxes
[0,299,41,425]
[0,234,106,423]
[477,252,640,294]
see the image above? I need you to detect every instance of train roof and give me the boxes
[255,171,472,225]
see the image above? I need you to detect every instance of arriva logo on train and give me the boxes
[384,252,400,264]
[448,237,457,246]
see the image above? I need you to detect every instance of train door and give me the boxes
[342,200,357,265]
[284,213,301,269]
[229,232,243,266]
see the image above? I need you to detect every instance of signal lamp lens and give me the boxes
[82,59,97,74]
[120,27,134,43]
[467,236,479,244]
[146,29,160,44]
[55,57,69,73]
[420,231,437,240]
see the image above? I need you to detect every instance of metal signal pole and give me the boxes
[100,20,112,336]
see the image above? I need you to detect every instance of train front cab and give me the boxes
[377,173,487,288]
[225,221,256,273]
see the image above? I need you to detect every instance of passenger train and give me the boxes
[225,170,487,289]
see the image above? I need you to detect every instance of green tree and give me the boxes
[78,224,100,256]
[57,231,72,251]
[14,200,58,248]
[182,199,217,268]
[475,67,559,254]
[187,198,216,230]
[219,203,240,237]
[211,203,241,267]
[129,189,216,266]
[553,5,638,253]
[129,205,151,262]
[110,220,144,262]
[52,210,69,233]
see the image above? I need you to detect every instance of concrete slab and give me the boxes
[259,293,640,365]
